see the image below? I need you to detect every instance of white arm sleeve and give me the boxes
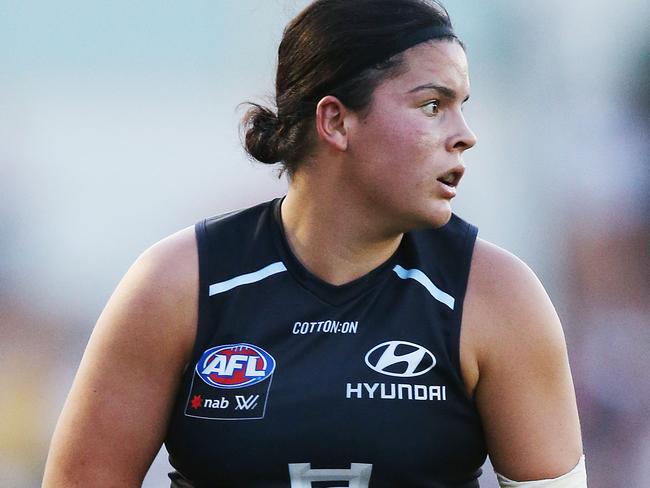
[496,455,587,488]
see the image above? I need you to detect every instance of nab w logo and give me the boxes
[197,343,276,388]
[365,341,436,377]
[187,343,275,420]
[235,394,259,410]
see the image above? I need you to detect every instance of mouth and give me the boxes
[436,165,465,189]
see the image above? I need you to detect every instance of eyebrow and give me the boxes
[408,83,470,102]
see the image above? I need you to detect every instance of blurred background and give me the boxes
[1,0,648,486]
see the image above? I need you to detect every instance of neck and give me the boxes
[280,174,403,286]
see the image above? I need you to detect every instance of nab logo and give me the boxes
[197,343,276,389]
[365,341,436,377]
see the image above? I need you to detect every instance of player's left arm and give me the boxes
[463,239,584,483]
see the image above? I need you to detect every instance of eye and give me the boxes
[421,100,440,116]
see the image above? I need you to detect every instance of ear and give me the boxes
[315,95,349,152]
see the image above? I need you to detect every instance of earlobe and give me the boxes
[315,95,348,151]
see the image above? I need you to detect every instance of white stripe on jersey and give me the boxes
[392,265,455,310]
[209,262,287,296]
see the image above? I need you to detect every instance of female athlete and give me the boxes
[43,1,586,486]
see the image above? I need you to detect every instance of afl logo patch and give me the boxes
[365,341,436,377]
[197,343,276,389]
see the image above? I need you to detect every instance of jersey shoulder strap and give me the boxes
[408,213,478,301]
[193,199,279,353]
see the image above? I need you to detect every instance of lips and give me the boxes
[436,165,465,188]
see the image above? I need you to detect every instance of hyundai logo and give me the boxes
[364,341,436,377]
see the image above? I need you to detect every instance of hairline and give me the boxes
[350,36,464,119]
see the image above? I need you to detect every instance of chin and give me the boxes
[424,200,453,228]
[429,209,452,228]
[402,204,452,232]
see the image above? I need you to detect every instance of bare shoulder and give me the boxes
[462,238,572,399]
[104,225,199,361]
[461,238,583,481]
[134,225,198,292]
[43,226,199,487]
[126,225,198,325]
[468,237,550,310]
[463,238,567,366]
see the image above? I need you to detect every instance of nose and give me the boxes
[446,111,477,152]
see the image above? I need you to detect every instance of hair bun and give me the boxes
[242,103,283,165]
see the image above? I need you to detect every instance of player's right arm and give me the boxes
[42,226,198,488]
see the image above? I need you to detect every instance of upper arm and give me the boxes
[43,226,198,487]
[462,239,583,481]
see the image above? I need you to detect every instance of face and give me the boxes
[345,40,476,232]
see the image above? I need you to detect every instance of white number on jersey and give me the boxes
[288,463,372,488]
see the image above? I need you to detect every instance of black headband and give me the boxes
[286,24,458,116]
[353,24,457,77]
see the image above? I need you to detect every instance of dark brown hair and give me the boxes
[242,0,459,176]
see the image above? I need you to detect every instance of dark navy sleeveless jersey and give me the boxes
[164,198,487,488]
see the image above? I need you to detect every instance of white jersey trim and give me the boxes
[209,262,287,296]
[496,455,587,487]
[392,265,455,310]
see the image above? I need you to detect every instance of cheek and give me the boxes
[352,109,443,186]
[398,128,441,174]
[368,116,427,162]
